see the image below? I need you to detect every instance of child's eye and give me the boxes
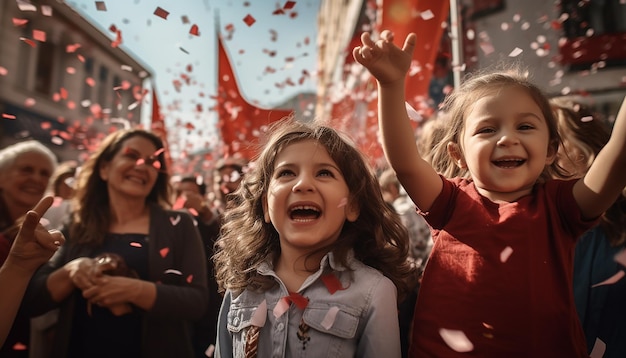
[476,127,495,134]
[276,169,294,177]
[317,169,335,177]
[519,124,534,130]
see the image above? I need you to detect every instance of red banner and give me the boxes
[216,36,293,160]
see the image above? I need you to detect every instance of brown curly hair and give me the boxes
[213,117,414,300]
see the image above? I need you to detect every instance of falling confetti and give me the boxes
[159,247,170,258]
[500,246,513,263]
[41,5,52,16]
[154,7,169,20]
[439,328,474,353]
[243,14,256,26]
[420,9,435,20]
[189,24,199,36]
[590,338,606,358]
[95,1,107,11]
[508,47,523,57]
[33,29,46,42]
[580,115,593,122]
[320,307,340,330]
[283,1,296,10]
[170,215,181,226]
[2,113,17,120]
[591,270,625,287]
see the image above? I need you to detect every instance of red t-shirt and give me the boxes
[410,178,596,357]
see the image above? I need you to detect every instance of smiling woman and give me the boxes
[22,128,208,358]
[0,140,57,357]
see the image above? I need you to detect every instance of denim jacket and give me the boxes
[215,251,401,358]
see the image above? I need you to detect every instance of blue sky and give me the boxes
[66,0,320,154]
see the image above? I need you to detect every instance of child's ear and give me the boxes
[447,142,467,169]
[262,194,271,223]
[545,140,558,165]
[346,199,360,222]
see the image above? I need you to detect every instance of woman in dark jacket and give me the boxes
[25,129,208,358]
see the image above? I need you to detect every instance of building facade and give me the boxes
[0,0,152,161]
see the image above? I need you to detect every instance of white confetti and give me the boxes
[273,297,290,319]
[420,10,434,20]
[406,101,422,121]
[337,197,348,208]
[500,246,513,263]
[591,270,625,287]
[204,345,215,357]
[439,328,474,353]
[580,116,593,122]
[41,5,52,16]
[590,338,606,358]
[321,306,340,330]
[250,300,267,327]
[615,249,626,267]
[17,0,37,11]
[164,269,182,275]
[169,215,181,226]
[508,47,523,57]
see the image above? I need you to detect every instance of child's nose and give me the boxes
[496,132,520,146]
[292,175,315,193]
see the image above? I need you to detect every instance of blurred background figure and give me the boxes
[0,140,57,358]
[173,175,221,357]
[24,129,208,358]
[42,161,78,231]
[213,157,248,211]
[552,96,626,357]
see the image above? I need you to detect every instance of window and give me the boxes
[34,42,55,95]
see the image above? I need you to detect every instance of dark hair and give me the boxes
[214,117,413,300]
[179,176,207,196]
[70,129,170,246]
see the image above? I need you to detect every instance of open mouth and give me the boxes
[492,159,525,168]
[289,205,321,221]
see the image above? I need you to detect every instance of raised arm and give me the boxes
[0,197,63,346]
[353,31,442,211]
[574,96,626,219]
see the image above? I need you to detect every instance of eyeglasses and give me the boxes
[122,147,164,170]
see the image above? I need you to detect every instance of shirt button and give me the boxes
[276,322,285,331]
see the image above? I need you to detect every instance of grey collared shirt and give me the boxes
[215,251,401,358]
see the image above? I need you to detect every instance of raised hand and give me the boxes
[5,196,65,273]
[352,30,417,86]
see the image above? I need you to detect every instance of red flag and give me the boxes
[216,36,292,160]
[327,0,449,167]
[150,85,172,172]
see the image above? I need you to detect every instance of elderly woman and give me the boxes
[0,140,57,357]
[25,129,208,358]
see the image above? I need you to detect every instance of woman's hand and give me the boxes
[64,257,97,290]
[83,276,156,312]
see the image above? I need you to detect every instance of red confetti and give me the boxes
[321,273,347,294]
[287,292,309,310]
[20,37,36,47]
[154,7,169,20]
[189,24,199,36]
[186,275,193,283]
[66,43,81,53]
[159,247,169,258]
[85,77,96,87]
[95,1,106,11]
[130,242,142,248]
[33,29,46,42]
[2,113,17,120]
[272,8,285,15]
[12,18,28,26]
[283,1,296,9]
[243,14,256,27]
[172,196,186,210]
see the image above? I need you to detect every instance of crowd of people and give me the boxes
[0,29,625,358]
